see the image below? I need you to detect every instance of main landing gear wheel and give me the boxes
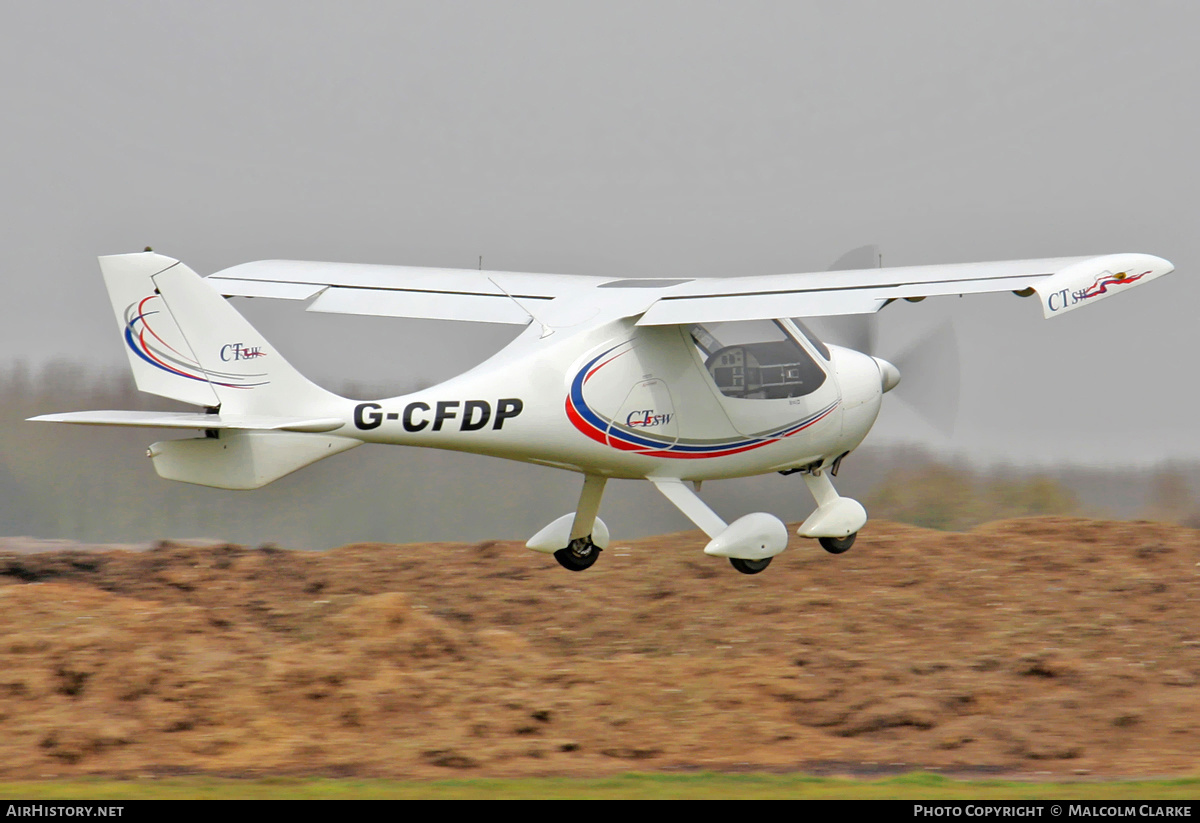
[554,537,601,572]
[819,533,857,555]
[729,556,772,575]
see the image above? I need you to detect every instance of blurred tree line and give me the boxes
[865,463,1080,531]
[862,450,1200,531]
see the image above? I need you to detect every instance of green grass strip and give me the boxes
[0,773,1198,800]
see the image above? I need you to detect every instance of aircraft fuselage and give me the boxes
[343,318,886,481]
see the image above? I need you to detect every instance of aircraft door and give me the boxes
[571,335,690,455]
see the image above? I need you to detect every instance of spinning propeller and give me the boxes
[813,245,961,435]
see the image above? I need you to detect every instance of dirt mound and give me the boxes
[0,518,1195,779]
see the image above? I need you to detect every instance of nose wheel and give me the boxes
[729,556,772,575]
[554,536,602,571]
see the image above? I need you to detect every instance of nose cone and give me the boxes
[874,357,901,393]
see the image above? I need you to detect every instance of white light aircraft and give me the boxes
[32,249,1175,574]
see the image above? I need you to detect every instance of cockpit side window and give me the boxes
[689,320,827,400]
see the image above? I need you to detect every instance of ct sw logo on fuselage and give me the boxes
[626,409,672,427]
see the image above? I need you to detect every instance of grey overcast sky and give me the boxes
[2,1,1197,466]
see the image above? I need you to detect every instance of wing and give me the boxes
[206,253,1174,326]
[207,260,610,325]
[634,253,1176,326]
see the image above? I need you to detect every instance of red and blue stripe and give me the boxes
[565,343,838,459]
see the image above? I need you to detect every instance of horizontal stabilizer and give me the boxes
[29,411,345,433]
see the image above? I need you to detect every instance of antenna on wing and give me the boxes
[488,276,555,338]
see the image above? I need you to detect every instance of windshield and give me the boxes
[789,318,830,360]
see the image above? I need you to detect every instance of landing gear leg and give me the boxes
[648,478,788,575]
[797,469,867,553]
[555,474,607,572]
[525,476,612,569]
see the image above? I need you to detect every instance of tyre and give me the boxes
[729,556,772,575]
[553,538,600,571]
[818,533,856,554]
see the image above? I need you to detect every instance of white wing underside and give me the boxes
[209,260,606,325]
[207,254,1173,326]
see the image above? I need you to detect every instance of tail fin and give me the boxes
[101,252,221,407]
[101,251,342,415]
[34,252,356,490]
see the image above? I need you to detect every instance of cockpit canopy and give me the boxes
[690,319,827,400]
